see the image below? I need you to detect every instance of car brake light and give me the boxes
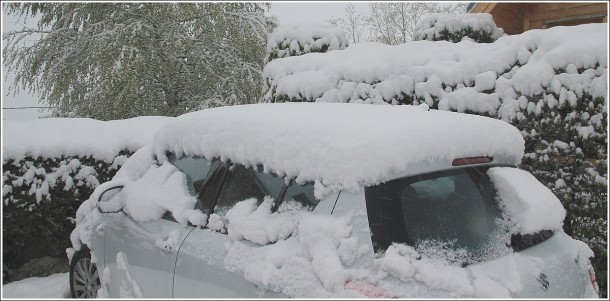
[587,260,600,296]
[452,156,493,166]
[344,280,395,298]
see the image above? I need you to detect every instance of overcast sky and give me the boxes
[1,2,370,121]
[268,2,369,24]
[2,7,44,121]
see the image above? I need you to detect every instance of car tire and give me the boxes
[69,247,101,298]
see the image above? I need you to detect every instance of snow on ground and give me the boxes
[3,116,172,162]
[2,272,70,298]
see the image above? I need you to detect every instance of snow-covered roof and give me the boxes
[152,103,524,195]
[3,116,172,162]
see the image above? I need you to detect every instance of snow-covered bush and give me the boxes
[2,154,129,273]
[2,117,170,274]
[264,23,349,64]
[262,23,607,295]
[263,23,349,103]
[514,80,607,292]
[413,13,504,43]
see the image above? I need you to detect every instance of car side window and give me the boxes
[164,154,214,222]
[168,154,213,196]
[213,164,284,217]
[280,181,318,210]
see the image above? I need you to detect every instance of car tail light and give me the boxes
[344,280,395,298]
[452,156,493,166]
[587,260,600,296]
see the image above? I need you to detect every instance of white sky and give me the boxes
[268,1,369,24]
[2,6,46,121]
[1,1,371,120]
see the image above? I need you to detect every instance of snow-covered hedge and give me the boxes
[413,13,504,43]
[3,153,129,273]
[2,117,171,272]
[264,23,349,64]
[262,23,607,295]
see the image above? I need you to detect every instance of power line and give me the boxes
[2,106,54,110]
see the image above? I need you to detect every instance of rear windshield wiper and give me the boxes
[511,230,554,252]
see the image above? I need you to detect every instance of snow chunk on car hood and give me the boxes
[153,103,524,197]
[488,167,566,234]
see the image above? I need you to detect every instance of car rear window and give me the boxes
[365,166,511,264]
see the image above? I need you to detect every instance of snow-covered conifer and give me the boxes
[413,13,504,43]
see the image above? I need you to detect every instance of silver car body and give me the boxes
[89,158,598,298]
[81,103,598,298]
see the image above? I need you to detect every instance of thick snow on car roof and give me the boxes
[152,103,524,195]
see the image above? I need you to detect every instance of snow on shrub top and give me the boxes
[152,102,524,197]
[488,167,566,234]
[413,13,504,43]
[265,22,348,63]
[3,116,172,162]
[263,24,607,111]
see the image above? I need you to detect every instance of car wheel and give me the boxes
[70,248,101,298]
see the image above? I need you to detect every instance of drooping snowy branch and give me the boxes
[3,2,272,120]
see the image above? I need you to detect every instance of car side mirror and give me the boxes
[97,185,124,214]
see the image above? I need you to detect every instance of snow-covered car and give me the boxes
[68,103,599,298]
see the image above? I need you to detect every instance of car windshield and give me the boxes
[365,166,511,265]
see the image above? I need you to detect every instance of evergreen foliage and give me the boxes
[413,13,504,43]
[2,152,130,273]
[430,27,497,43]
[514,86,607,296]
[264,24,349,64]
[263,24,348,102]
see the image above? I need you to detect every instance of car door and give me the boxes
[102,213,192,297]
[102,154,214,297]
[173,163,288,298]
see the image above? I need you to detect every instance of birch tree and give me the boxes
[328,3,367,44]
[3,2,271,120]
[367,2,467,45]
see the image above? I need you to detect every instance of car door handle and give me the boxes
[155,230,182,253]
[96,224,105,237]
[155,237,177,252]
[160,244,175,252]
